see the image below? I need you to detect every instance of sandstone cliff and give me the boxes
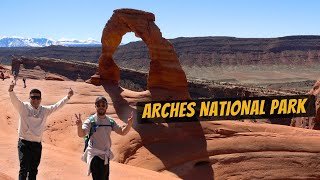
[12,56,300,99]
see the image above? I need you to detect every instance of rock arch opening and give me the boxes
[114,32,151,92]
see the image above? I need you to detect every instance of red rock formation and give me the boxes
[89,9,190,100]
[0,64,10,79]
[291,80,320,129]
[45,74,65,81]
[11,56,97,81]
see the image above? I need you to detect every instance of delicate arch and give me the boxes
[89,9,190,100]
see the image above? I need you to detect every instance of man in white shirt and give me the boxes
[75,96,133,180]
[8,81,73,180]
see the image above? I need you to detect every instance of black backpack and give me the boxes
[83,115,115,152]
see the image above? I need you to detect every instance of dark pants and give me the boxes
[90,156,110,180]
[18,139,42,180]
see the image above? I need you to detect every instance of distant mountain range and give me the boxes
[1,35,320,70]
[0,37,101,47]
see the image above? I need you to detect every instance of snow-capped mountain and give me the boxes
[0,37,101,47]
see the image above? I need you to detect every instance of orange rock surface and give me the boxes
[291,80,320,129]
[45,74,65,81]
[0,79,178,180]
[0,78,320,179]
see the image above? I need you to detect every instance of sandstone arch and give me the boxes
[89,9,190,100]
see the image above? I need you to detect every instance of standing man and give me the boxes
[22,77,26,88]
[75,96,133,180]
[8,81,74,180]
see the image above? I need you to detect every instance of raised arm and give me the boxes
[45,88,73,115]
[8,80,24,111]
[114,111,134,135]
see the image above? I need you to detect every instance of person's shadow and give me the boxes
[102,83,214,180]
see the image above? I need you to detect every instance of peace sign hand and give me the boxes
[75,113,82,127]
[128,111,134,124]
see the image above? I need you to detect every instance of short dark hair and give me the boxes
[30,89,41,97]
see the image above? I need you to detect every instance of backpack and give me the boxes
[83,114,115,152]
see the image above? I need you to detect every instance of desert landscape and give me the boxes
[1,8,320,180]
[1,65,320,179]
[2,37,320,92]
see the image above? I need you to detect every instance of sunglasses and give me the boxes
[96,103,107,108]
[30,96,41,100]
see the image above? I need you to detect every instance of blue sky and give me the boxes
[1,0,319,43]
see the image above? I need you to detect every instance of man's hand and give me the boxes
[68,88,74,99]
[75,113,82,127]
[8,80,15,92]
[75,113,86,137]
[116,111,134,136]
[128,111,134,124]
